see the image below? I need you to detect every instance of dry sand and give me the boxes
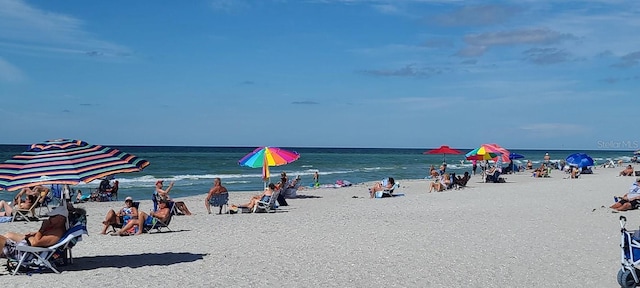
[1,166,637,287]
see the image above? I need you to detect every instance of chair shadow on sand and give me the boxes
[64,252,207,271]
[292,195,323,199]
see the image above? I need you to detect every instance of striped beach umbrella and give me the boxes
[0,139,150,191]
[238,147,300,183]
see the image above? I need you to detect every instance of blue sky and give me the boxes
[0,0,638,150]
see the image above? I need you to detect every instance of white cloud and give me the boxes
[0,0,130,57]
[0,56,24,82]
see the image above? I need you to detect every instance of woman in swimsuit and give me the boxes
[233,183,276,210]
[100,197,138,234]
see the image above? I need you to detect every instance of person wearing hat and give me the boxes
[116,199,171,236]
[154,180,192,216]
[0,206,68,259]
[611,178,640,211]
[100,196,139,234]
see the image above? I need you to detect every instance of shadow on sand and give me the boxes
[64,252,207,271]
[292,195,323,199]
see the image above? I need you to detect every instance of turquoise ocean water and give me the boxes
[0,145,636,202]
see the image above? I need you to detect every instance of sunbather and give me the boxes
[611,178,640,211]
[116,200,171,236]
[232,183,276,210]
[0,206,68,259]
[368,177,395,197]
[620,165,634,176]
[454,172,471,188]
[205,178,228,214]
[429,174,449,192]
[154,180,192,215]
[100,196,139,234]
[13,187,39,207]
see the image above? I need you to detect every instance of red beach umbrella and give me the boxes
[423,145,463,163]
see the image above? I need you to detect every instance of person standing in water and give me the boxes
[313,171,320,187]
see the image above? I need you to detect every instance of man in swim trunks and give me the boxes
[116,200,171,236]
[1,206,68,259]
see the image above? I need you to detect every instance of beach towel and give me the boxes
[0,216,12,223]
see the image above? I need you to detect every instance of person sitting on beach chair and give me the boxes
[611,178,640,211]
[0,206,68,259]
[429,174,450,192]
[453,172,471,189]
[231,183,277,211]
[620,165,634,176]
[369,177,396,197]
[153,180,192,215]
[100,196,139,234]
[116,199,171,236]
[205,178,228,214]
[485,166,503,183]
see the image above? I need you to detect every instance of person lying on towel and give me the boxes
[0,206,68,259]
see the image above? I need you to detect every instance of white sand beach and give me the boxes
[1,166,636,287]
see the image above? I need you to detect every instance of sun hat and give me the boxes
[125,196,133,201]
[155,180,164,185]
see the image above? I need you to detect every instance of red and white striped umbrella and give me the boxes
[0,139,149,191]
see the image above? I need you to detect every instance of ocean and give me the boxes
[0,145,636,202]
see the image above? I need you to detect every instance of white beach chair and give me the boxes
[253,189,280,213]
[376,182,399,198]
[11,224,88,275]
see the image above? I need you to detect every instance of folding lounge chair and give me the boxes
[253,189,280,213]
[375,182,400,198]
[143,202,174,233]
[208,193,229,214]
[108,202,141,233]
[10,224,88,275]
[12,194,42,222]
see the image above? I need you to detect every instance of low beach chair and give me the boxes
[10,224,88,275]
[253,189,280,213]
[12,194,42,222]
[208,193,229,214]
[374,182,400,198]
[108,201,140,233]
[143,202,174,233]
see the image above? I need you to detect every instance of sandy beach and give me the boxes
[1,166,636,287]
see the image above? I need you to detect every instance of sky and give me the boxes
[0,0,639,150]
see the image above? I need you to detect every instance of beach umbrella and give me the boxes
[0,139,150,191]
[238,146,300,184]
[509,153,525,160]
[565,153,594,168]
[465,144,503,161]
[423,145,462,163]
[485,143,510,163]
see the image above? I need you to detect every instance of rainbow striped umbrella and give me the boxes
[465,144,504,161]
[238,147,300,182]
[0,139,150,191]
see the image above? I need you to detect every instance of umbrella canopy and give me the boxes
[238,147,300,182]
[509,153,525,160]
[485,143,510,163]
[423,145,462,162]
[566,153,594,168]
[465,144,504,161]
[0,139,150,191]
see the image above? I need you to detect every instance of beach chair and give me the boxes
[9,224,88,275]
[283,177,302,199]
[12,194,42,222]
[208,193,229,214]
[375,182,400,198]
[108,201,141,233]
[253,189,280,213]
[143,202,174,233]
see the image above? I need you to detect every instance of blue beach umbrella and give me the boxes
[509,153,525,160]
[565,153,594,168]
